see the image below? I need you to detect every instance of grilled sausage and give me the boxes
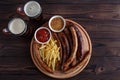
[63,26,78,71]
[57,33,66,69]
[74,26,83,61]
[65,51,89,73]
[65,24,90,73]
[64,27,77,66]
[64,28,72,55]
[58,32,70,70]
[33,43,53,73]
[74,25,89,61]
[64,24,78,67]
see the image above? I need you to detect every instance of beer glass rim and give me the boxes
[24,1,42,18]
[8,18,27,35]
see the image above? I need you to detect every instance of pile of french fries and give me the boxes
[39,37,60,71]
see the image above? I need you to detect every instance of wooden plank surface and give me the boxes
[0,0,120,80]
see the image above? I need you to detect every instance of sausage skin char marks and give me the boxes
[63,26,78,71]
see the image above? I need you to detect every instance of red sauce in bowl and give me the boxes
[36,28,50,43]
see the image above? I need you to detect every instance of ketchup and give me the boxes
[36,28,50,42]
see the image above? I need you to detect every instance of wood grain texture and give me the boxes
[0,0,120,80]
[41,0,120,4]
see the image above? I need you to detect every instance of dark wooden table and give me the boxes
[0,0,120,80]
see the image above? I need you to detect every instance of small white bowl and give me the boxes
[49,15,66,32]
[34,27,51,44]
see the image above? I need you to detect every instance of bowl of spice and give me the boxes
[34,27,51,44]
[49,15,66,32]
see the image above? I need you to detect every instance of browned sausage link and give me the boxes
[65,51,89,73]
[33,43,53,73]
[57,33,66,69]
[60,32,70,60]
[57,32,68,70]
[64,27,77,66]
[65,25,90,73]
[74,25,85,61]
[60,32,70,59]
[74,26,83,61]
[63,28,72,57]
[63,26,78,71]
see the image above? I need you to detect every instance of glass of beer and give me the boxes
[8,18,27,35]
[17,1,42,19]
[2,18,33,36]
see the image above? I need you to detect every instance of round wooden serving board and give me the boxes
[30,19,92,79]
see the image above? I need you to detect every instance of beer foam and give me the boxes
[8,18,26,34]
[24,1,42,17]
